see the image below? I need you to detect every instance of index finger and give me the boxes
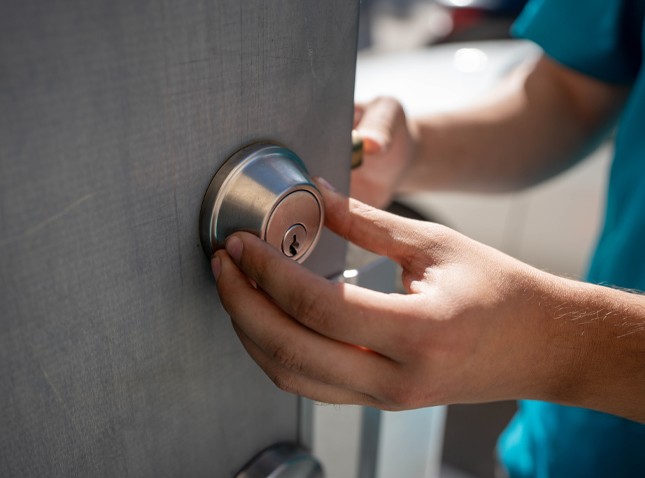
[315,178,439,271]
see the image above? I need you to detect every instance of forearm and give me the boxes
[399,56,628,193]
[535,275,645,422]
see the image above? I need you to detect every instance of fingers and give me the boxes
[314,178,433,268]
[215,249,400,398]
[232,323,383,408]
[354,104,364,128]
[218,233,406,353]
[354,97,406,154]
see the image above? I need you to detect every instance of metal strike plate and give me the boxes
[199,143,324,263]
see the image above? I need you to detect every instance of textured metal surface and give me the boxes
[0,1,358,477]
[199,144,323,262]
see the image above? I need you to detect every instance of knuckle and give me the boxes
[247,250,274,287]
[271,343,303,374]
[345,200,376,239]
[383,385,408,408]
[376,369,428,410]
[292,288,328,329]
[374,96,406,121]
[270,371,299,395]
[384,388,419,410]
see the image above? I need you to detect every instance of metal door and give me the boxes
[0,1,358,476]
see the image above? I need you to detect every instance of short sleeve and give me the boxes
[512,0,644,84]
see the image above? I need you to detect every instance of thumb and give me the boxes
[314,177,418,263]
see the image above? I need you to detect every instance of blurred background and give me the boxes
[357,0,528,51]
[350,1,610,477]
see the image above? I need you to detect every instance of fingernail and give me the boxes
[211,255,221,281]
[225,235,243,264]
[314,177,335,192]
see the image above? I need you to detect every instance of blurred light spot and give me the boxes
[453,48,488,73]
[343,269,359,279]
[450,0,477,6]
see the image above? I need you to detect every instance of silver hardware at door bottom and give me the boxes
[235,443,323,478]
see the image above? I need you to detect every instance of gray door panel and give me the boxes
[0,1,357,476]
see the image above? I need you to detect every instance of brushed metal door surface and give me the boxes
[0,1,357,476]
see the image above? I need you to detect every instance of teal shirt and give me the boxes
[497,1,645,477]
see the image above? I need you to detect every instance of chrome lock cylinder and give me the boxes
[199,143,324,263]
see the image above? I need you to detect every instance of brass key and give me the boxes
[351,130,364,169]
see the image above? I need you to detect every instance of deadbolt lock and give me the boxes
[199,143,324,263]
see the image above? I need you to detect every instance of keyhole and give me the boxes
[289,234,300,256]
[281,224,307,259]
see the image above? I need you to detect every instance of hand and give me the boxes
[352,97,417,209]
[211,180,565,410]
